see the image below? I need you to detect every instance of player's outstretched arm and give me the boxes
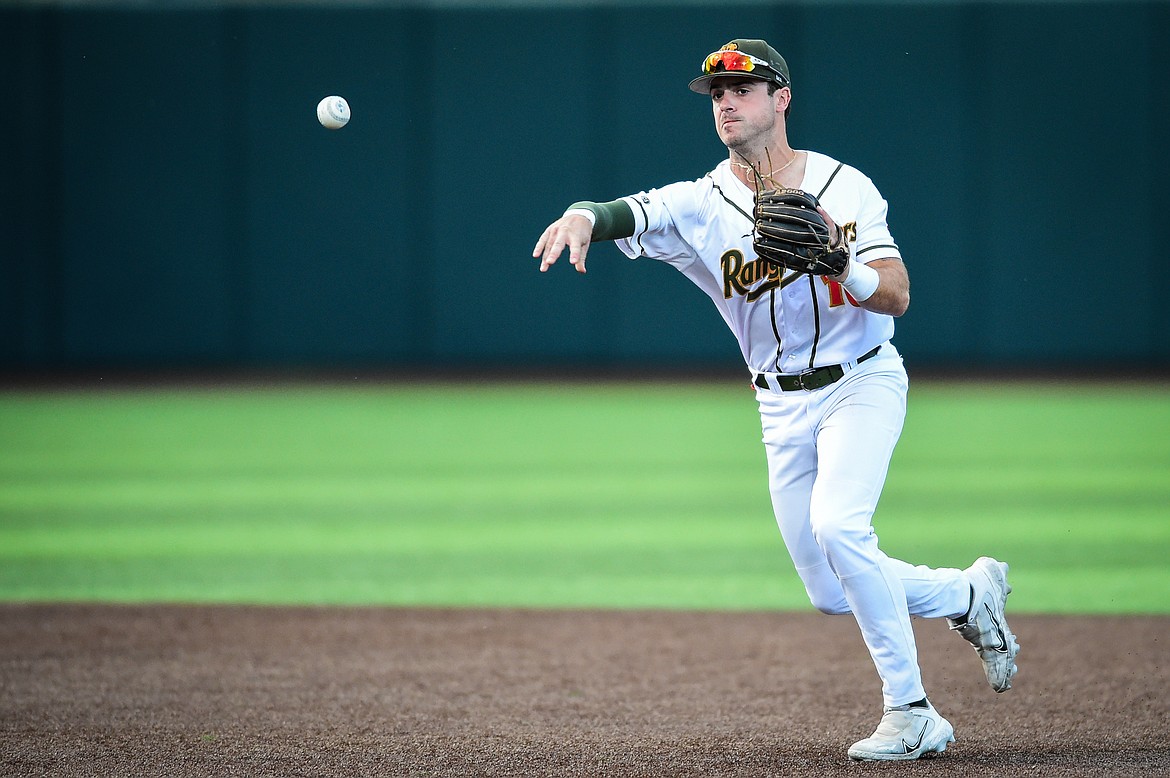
[534,214,594,274]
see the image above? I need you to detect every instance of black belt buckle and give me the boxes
[795,368,818,391]
[798,364,846,391]
[796,367,828,391]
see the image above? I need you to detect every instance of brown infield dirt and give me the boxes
[2,605,1168,778]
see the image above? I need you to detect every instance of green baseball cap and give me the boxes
[688,39,791,94]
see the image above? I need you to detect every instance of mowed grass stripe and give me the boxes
[0,381,1166,612]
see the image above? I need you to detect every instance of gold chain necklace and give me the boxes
[733,148,799,190]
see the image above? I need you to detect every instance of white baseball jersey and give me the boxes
[614,150,901,375]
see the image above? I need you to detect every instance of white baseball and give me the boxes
[317,95,350,130]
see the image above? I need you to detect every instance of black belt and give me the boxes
[754,345,882,392]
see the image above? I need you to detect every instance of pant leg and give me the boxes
[758,356,968,707]
[757,382,848,615]
[883,557,969,619]
[810,365,925,706]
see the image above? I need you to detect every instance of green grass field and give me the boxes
[1,380,1167,613]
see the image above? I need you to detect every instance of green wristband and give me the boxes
[567,200,636,242]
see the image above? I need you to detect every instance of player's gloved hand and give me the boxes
[752,188,849,276]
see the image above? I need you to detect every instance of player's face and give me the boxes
[709,79,782,150]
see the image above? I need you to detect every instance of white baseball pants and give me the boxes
[755,345,970,707]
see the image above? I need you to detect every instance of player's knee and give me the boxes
[809,518,879,581]
[798,566,852,614]
[806,587,851,615]
[809,519,856,555]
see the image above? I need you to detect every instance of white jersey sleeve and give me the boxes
[614,184,703,269]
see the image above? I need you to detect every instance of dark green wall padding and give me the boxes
[3,3,1167,371]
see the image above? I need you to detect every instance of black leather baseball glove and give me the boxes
[752,188,849,276]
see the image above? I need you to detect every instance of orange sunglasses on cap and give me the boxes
[702,50,771,75]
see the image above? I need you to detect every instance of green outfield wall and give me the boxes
[3,2,1168,372]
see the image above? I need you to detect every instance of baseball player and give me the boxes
[533,39,1020,761]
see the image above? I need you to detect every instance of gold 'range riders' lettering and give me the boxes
[721,249,802,301]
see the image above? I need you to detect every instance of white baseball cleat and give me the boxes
[948,556,1020,692]
[847,701,955,761]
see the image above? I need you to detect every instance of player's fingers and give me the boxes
[536,226,565,272]
[534,224,556,259]
[539,243,563,273]
[537,217,591,273]
[533,229,549,259]
[543,239,573,272]
[569,238,589,274]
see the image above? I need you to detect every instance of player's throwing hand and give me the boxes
[533,214,593,274]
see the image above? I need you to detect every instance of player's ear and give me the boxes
[774,86,792,115]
